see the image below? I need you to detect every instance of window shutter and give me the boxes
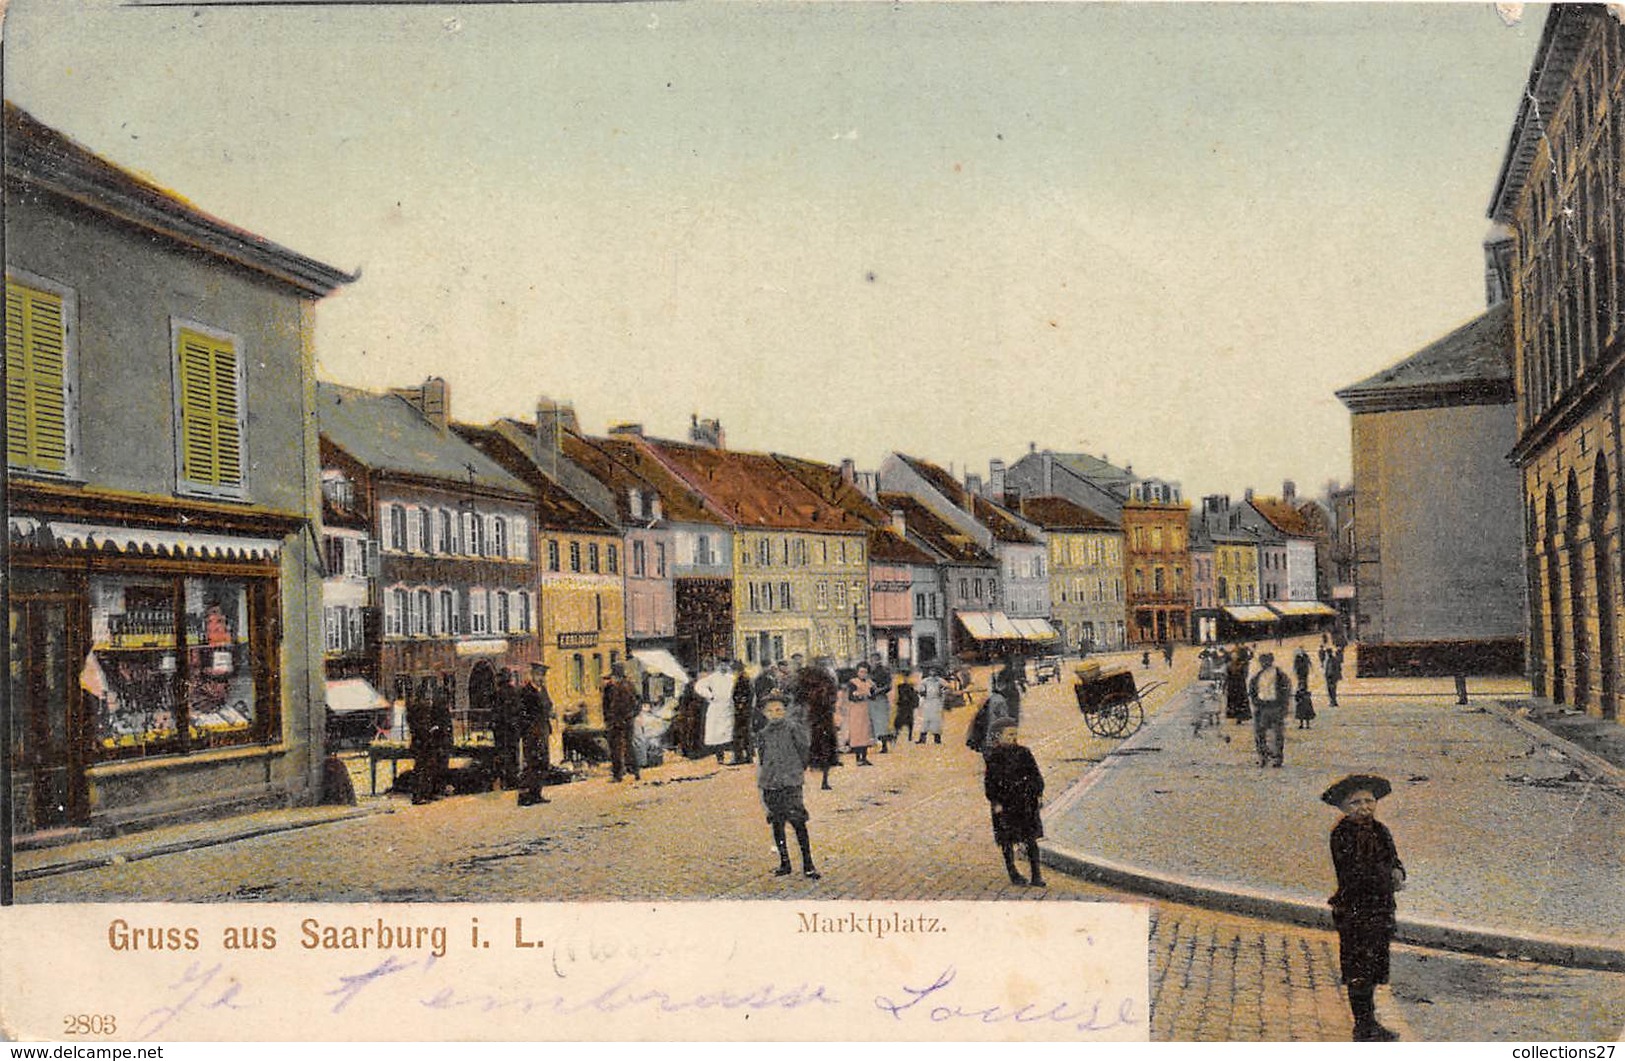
[176,328,243,491]
[6,283,69,473]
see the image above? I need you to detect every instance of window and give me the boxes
[570,542,582,572]
[492,518,508,559]
[588,543,600,573]
[959,578,968,600]
[697,535,714,566]
[388,505,407,551]
[915,592,926,618]
[757,539,772,566]
[406,507,423,553]
[387,587,408,636]
[655,543,667,577]
[413,589,431,636]
[6,276,74,476]
[835,581,848,609]
[470,588,489,634]
[511,518,529,560]
[439,510,456,554]
[323,535,344,576]
[439,589,456,636]
[779,582,792,611]
[974,578,983,600]
[495,591,511,634]
[595,594,604,630]
[173,322,245,497]
[607,545,618,575]
[548,540,561,572]
[517,592,531,634]
[818,582,830,610]
[749,583,760,612]
[632,540,647,577]
[420,509,436,554]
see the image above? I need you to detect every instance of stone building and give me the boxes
[1017,496,1127,652]
[1490,5,1625,715]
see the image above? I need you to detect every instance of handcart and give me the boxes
[1073,663,1161,738]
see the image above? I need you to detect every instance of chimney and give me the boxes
[391,377,449,430]
[609,423,645,437]
[855,470,879,502]
[1244,487,1255,503]
[839,458,856,484]
[535,395,564,481]
[1283,480,1297,503]
[965,472,983,499]
[689,415,725,449]
[1043,453,1054,495]
[890,508,907,538]
[989,459,1007,504]
[1028,441,1036,454]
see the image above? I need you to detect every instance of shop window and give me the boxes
[6,275,76,477]
[85,575,271,760]
[172,322,246,498]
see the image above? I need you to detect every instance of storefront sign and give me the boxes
[454,639,510,657]
[557,631,599,649]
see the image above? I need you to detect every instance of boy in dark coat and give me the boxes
[983,718,1045,887]
[892,667,919,742]
[1323,774,1405,1042]
[756,691,820,879]
[795,657,840,791]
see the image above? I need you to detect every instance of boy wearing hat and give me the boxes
[756,690,820,879]
[983,718,1046,887]
[1323,774,1406,1042]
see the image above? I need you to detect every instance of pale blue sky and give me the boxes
[5,1,1545,500]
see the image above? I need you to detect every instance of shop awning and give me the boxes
[957,611,1024,640]
[1223,605,1278,623]
[633,648,689,683]
[1010,617,1059,642]
[1268,601,1338,618]
[325,679,390,714]
[9,518,281,562]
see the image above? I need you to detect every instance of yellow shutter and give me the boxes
[5,282,68,474]
[176,328,243,489]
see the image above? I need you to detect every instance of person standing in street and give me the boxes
[868,653,896,753]
[1293,647,1312,696]
[430,673,455,794]
[603,661,641,783]
[406,674,438,805]
[995,654,1026,722]
[1225,643,1253,724]
[1249,651,1291,768]
[983,718,1045,887]
[892,666,919,744]
[1323,774,1405,1042]
[1162,640,1175,667]
[916,666,946,744]
[755,690,820,880]
[795,655,840,790]
[696,658,736,764]
[515,661,553,806]
[492,667,520,790]
[730,660,755,766]
[844,662,878,766]
[1324,648,1344,707]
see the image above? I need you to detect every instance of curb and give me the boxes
[1481,699,1625,788]
[14,805,388,883]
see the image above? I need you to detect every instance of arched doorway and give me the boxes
[1546,487,1566,704]
[467,660,496,734]
[1593,456,1617,718]
[1568,471,1590,709]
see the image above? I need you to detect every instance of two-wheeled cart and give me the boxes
[1073,664,1162,738]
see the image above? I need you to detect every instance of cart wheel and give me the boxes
[1124,700,1145,736]
[1084,711,1107,738]
[1101,701,1129,736]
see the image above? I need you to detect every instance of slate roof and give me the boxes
[878,492,996,566]
[895,454,1039,545]
[1043,451,1136,485]
[1016,495,1119,533]
[642,440,861,533]
[5,102,353,297]
[772,455,939,566]
[316,382,530,497]
[1336,303,1514,412]
[449,422,615,533]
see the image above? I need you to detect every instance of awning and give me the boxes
[325,679,390,714]
[9,518,281,562]
[1010,617,1058,642]
[1223,605,1278,623]
[1268,601,1338,618]
[957,611,1024,640]
[633,648,689,683]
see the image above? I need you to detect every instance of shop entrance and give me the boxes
[9,595,88,832]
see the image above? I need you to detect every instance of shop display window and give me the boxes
[85,575,269,760]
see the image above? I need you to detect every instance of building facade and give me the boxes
[1020,496,1127,652]
[1490,4,1623,710]
[6,104,351,836]
[1121,490,1193,645]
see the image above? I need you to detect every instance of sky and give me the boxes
[4,1,1546,502]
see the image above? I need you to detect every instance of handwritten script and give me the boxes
[875,966,1140,1035]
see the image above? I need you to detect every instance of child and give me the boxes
[1322,774,1405,1042]
[983,718,1045,887]
[756,692,820,880]
[1295,680,1316,729]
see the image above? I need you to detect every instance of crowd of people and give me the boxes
[1200,634,1346,768]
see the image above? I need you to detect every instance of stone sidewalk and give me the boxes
[1041,665,1625,970]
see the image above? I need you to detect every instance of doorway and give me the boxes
[10,595,88,832]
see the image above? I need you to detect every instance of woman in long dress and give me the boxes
[916,668,945,744]
[844,663,877,765]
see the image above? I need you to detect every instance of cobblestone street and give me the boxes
[17,650,1623,1040]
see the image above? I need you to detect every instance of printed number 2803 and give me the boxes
[63,1014,117,1036]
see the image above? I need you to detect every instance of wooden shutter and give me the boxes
[176,327,243,491]
[6,282,69,473]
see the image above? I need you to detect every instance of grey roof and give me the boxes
[1336,303,1513,413]
[317,381,530,495]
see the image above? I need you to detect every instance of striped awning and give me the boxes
[1268,600,1338,618]
[9,518,281,562]
[957,611,1024,640]
[1223,605,1278,623]
[1010,617,1059,641]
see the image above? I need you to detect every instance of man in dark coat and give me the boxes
[430,673,455,794]
[1224,643,1253,723]
[1324,649,1344,707]
[405,674,438,805]
[1249,652,1291,768]
[983,718,1045,887]
[993,655,1025,722]
[516,662,553,806]
[795,655,840,791]
[1324,775,1405,1042]
[730,661,755,766]
[491,667,520,789]
[603,662,641,783]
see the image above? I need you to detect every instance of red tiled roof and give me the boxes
[1016,495,1119,532]
[643,440,860,533]
[450,423,616,534]
[1249,498,1316,539]
[878,492,995,566]
[773,455,938,566]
